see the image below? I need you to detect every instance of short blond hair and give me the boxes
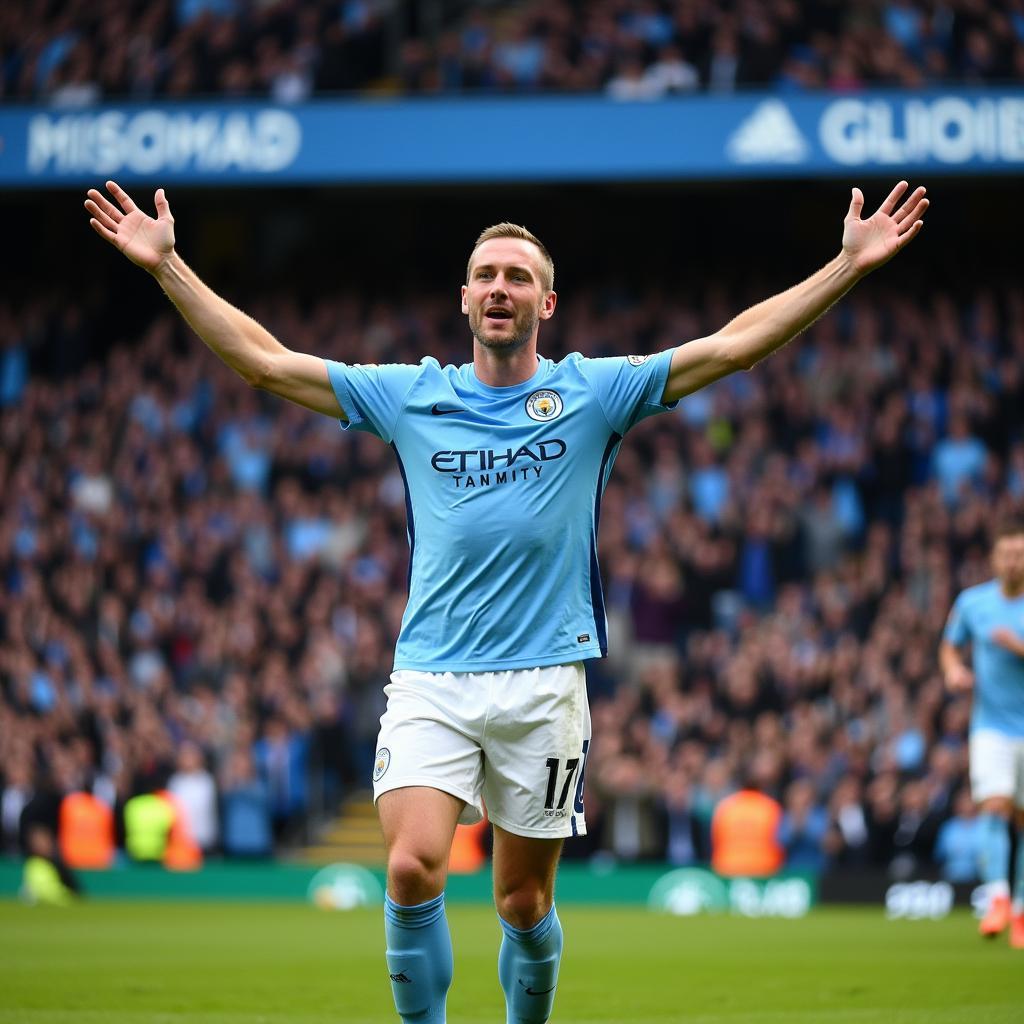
[467,223,555,293]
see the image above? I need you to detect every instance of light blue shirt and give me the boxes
[325,351,676,671]
[944,580,1024,738]
[932,435,987,505]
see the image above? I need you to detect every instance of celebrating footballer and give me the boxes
[85,178,928,1022]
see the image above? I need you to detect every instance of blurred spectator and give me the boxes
[643,44,700,95]
[932,414,989,507]
[594,752,662,861]
[658,770,702,866]
[21,825,80,906]
[778,779,829,873]
[691,758,735,854]
[167,741,219,853]
[253,716,310,845]
[123,791,175,863]
[824,777,871,866]
[0,332,28,408]
[308,689,353,815]
[1,761,33,854]
[221,748,272,858]
[711,780,784,877]
[630,555,686,653]
[800,485,846,575]
[607,57,662,100]
[123,787,202,869]
[865,774,899,868]
[934,787,982,883]
[890,779,941,879]
[707,26,741,92]
[58,791,115,870]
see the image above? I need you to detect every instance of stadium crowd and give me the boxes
[3,0,1024,105]
[1,270,1022,881]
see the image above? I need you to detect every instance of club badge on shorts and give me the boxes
[373,748,391,782]
[525,389,563,422]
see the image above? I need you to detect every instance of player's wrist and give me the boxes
[835,249,869,283]
[151,249,181,283]
[945,667,969,688]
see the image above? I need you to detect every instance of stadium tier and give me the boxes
[2,250,1022,881]
[4,0,1024,103]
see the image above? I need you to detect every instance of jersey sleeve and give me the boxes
[323,360,421,443]
[576,349,678,436]
[943,592,970,647]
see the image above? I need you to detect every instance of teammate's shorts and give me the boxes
[969,729,1024,806]
[372,662,590,839]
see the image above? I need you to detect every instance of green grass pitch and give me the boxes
[1,902,1022,1023]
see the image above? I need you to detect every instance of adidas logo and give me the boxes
[726,100,809,164]
[389,971,412,983]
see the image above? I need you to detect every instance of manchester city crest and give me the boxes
[525,389,564,422]
[373,748,391,782]
[627,354,650,366]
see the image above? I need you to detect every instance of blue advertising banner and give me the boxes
[1,89,1023,187]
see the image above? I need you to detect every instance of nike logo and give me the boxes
[430,404,461,416]
[517,980,556,996]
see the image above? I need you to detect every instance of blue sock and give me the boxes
[498,905,563,1024]
[384,892,452,1023]
[978,813,1011,888]
[1015,829,1024,911]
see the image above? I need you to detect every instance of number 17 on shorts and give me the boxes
[543,755,581,818]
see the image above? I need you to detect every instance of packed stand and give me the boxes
[1,275,1022,877]
[4,0,1024,106]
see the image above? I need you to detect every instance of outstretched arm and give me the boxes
[661,181,929,403]
[84,181,345,419]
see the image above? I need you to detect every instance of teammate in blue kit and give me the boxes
[941,520,1024,948]
[86,178,927,1021]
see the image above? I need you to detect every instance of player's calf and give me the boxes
[1012,814,1024,947]
[385,892,453,1023]
[498,904,563,1024]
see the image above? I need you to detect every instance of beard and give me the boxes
[469,303,538,352]
[1000,569,1024,593]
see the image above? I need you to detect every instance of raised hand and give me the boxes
[84,180,175,274]
[841,181,928,276]
[991,627,1024,658]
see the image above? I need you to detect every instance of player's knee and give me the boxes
[387,848,446,904]
[496,884,551,930]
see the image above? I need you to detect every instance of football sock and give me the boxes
[384,892,453,1023]
[498,904,563,1024]
[978,813,1011,891]
[1014,828,1024,913]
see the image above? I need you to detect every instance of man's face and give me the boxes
[462,238,556,352]
[992,533,1024,592]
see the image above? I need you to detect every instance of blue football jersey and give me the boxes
[944,580,1024,738]
[325,351,677,671]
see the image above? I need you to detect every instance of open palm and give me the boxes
[842,181,928,276]
[84,180,175,273]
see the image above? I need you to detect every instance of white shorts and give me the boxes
[969,729,1024,806]
[372,663,591,839]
